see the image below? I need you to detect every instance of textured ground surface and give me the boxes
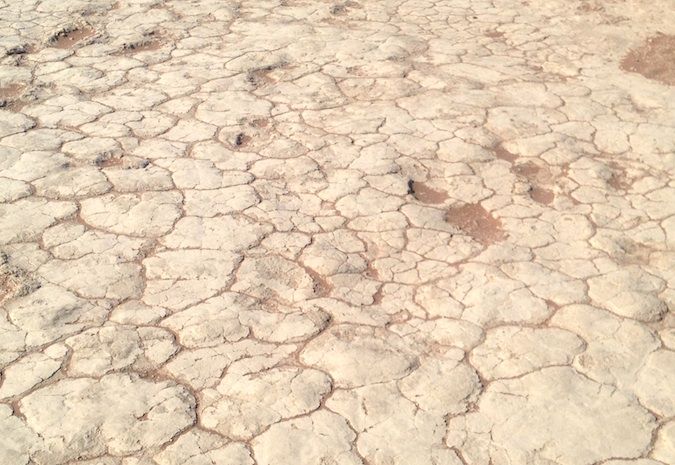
[1,1,675,464]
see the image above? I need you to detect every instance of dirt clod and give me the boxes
[235,132,251,147]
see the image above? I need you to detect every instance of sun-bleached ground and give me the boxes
[1,1,674,464]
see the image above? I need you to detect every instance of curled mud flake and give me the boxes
[621,34,675,86]
[446,203,505,245]
[51,26,96,49]
[493,144,518,162]
[485,30,505,39]
[409,181,449,204]
[530,185,554,205]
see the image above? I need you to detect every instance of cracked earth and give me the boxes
[1,0,674,464]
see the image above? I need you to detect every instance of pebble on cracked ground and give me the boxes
[0,1,674,465]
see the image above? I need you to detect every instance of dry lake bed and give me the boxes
[1,0,674,464]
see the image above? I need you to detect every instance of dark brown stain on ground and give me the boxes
[446,203,505,245]
[409,181,449,204]
[52,27,95,49]
[621,34,675,86]
[493,145,518,162]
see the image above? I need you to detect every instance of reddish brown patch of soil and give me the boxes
[485,30,504,39]
[410,181,448,204]
[0,84,26,110]
[0,83,24,105]
[52,27,95,49]
[530,186,554,205]
[446,203,505,245]
[493,145,518,162]
[0,83,24,99]
[621,34,675,86]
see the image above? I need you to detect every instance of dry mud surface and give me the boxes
[1,1,675,465]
